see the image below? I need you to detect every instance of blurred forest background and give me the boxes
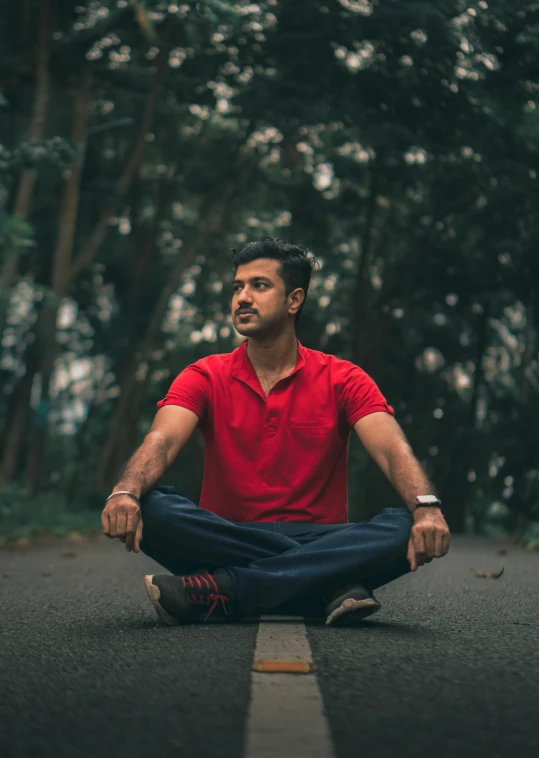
[1,0,538,545]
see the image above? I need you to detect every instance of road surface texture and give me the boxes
[1,534,538,758]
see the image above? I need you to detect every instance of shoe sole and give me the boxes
[325,597,381,626]
[144,575,181,626]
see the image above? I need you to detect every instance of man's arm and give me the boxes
[102,405,199,552]
[112,405,199,498]
[353,412,435,512]
[354,412,451,570]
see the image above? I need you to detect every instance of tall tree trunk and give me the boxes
[3,23,169,487]
[63,367,108,502]
[91,171,173,491]
[0,1,53,482]
[0,365,36,483]
[520,281,535,407]
[350,157,382,368]
[469,304,489,430]
[24,36,169,491]
[26,68,93,495]
[69,36,170,282]
[454,303,489,534]
[94,167,249,492]
[0,0,53,339]
[513,281,536,538]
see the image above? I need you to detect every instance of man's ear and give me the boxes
[289,288,305,315]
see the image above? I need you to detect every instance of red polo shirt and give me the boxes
[157,339,393,523]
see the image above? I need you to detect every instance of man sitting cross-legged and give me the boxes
[101,237,451,626]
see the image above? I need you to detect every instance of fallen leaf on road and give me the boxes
[61,551,77,558]
[68,531,87,543]
[471,567,504,579]
[252,659,316,674]
[497,548,508,555]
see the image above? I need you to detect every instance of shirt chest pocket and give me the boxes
[288,418,334,438]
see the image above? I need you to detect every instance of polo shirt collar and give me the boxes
[231,338,306,394]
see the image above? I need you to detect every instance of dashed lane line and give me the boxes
[244,615,335,758]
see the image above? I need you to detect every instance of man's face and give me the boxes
[231,258,303,336]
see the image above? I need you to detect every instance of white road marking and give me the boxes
[244,615,335,758]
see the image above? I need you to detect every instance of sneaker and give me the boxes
[324,583,381,626]
[144,570,233,625]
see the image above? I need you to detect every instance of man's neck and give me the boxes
[246,332,298,375]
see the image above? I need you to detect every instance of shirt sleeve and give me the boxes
[156,363,209,421]
[338,363,394,428]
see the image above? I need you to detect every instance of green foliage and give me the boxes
[0,483,101,541]
[197,0,239,25]
[0,213,34,259]
[0,0,538,540]
[1,138,77,173]
[522,521,539,551]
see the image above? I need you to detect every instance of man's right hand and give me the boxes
[101,494,143,553]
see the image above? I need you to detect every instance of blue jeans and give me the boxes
[140,486,413,617]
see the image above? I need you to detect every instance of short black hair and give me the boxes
[231,237,320,324]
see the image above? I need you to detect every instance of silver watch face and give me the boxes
[416,495,440,505]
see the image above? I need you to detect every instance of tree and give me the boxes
[1,0,538,536]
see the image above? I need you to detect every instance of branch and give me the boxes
[136,158,255,362]
[374,197,486,310]
[54,7,131,47]
[128,165,175,314]
[52,66,93,297]
[69,29,171,281]
[86,117,135,135]
[350,154,383,363]
[0,0,53,337]
[470,303,489,429]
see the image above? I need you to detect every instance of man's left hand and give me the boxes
[407,508,451,571]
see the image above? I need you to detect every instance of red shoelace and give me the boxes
[181,570,230,621]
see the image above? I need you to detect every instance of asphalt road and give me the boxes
[1,535,538,758]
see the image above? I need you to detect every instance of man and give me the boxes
[101,237,450,626]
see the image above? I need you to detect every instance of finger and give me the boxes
[116,512,127,537]
[413,528,427,557]
[423,529,436,561]
[407,539,417,572]
[442,531,451,555]
[134,521,143,554]
[125,511,139,552]
[109,511,118,538]
[101,510,111,537]
[434,531,444,558]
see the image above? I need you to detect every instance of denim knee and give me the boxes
[139,486,194,530]
[378,507,413,554]
[140,486,168,516]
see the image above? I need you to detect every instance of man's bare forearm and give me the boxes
[112,433,169,499]
[383,445,438,513]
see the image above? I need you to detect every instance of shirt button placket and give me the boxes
[266,406,278,437]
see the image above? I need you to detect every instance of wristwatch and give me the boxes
[414,495,442,509]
